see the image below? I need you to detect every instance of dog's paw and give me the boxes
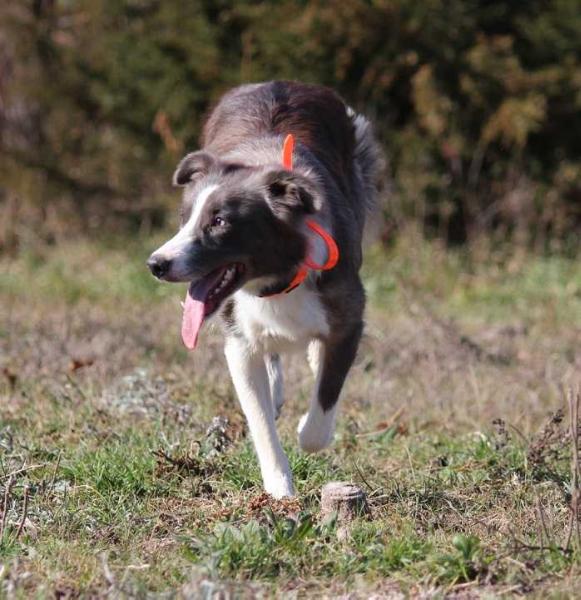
[263,471,295,499]
[297,413,334,453]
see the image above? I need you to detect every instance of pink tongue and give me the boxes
[181,290,206,350]
[181,269,226,350]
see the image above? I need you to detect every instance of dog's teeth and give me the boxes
[208,266,239,300]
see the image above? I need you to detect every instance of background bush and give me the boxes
[0,0,579,251]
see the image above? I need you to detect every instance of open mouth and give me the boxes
[181,263,245,350]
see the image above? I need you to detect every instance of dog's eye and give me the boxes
[211,215,226,227]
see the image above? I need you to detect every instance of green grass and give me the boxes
[1,231,581,597]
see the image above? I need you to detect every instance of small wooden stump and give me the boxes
[321,482,370,539]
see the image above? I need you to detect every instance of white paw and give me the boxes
[263,470,295,499]
[297,412,334,453]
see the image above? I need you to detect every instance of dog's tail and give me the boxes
[349,108,386,223]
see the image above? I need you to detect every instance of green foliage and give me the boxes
[184,513,436,582]
[433,534,485,584]
[363,232,581,323]
[185,514,321,579]
[62,437,156,499]
[0,1,579,248]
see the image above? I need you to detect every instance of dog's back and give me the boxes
[202,81,383,233]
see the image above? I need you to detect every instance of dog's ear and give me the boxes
[173,151,216,186]
[264,170,322,220]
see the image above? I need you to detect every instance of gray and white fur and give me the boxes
[148,81,384,497]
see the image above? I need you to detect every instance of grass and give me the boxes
[1,228,581,597]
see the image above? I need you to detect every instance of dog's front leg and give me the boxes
[298,321,363,452]
[265,353,284,419]
[224,336,294,498]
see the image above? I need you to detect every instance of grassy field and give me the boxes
[1,229,581,598]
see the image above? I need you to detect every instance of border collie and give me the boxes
[147,81,383,498]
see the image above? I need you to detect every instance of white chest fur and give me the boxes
[233,283,329,353]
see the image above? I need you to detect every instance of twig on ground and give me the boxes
[509,527,573,556]
[351,460,376,493]
[564,386,580,551]
[1,463,46,481]
[527,409,565,472]
[15,485,29,541]
[0,475,15,540]
[49,452,62,491]
[100,551,117,590]
[508,423,529,445]
[535,494,552,549]
[356,405,405,438]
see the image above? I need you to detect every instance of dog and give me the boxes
[147,81,383,498]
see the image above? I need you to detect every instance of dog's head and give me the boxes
[147,151,322,346]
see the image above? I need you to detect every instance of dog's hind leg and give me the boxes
[266,353,284,419]
[298,321,363,453]
[225,337,294,498]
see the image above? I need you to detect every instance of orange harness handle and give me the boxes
[304,220,339,271]
[282,133,295,170]
[271,134,340,295]
[280,219,339,293]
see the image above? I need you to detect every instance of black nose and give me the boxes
[147,255,171,279]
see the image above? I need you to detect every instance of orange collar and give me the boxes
[263,134,339,297]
